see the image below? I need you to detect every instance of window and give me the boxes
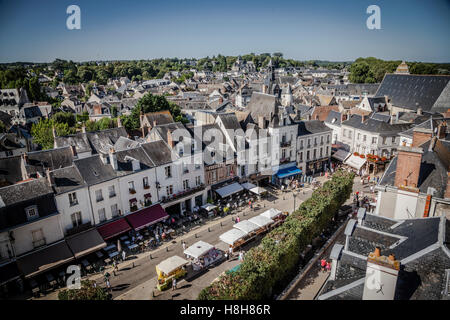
[320,148,323,157]
[166,185,173,196]
[68,192,78,206]
[306,150,310,161]
[111,204,119,218]
[314,138,317,146]
[320,136,324,144]
[363,135,367,142]
[307,139,311,148]
[165,166,172,178]
[31,229,45,248]
[108,185,116,198]
[95,189,103,202]
[98,208,106,222]
[183,180,189,190]
[26,205,39,220]
[357,133,361,140]
[183,163,189,174]
[128,181,135,193]
[299,151,303,162]
[300,140,304,149]
[129,199,137,211]
[143,177,149,189]
[195,176,201,186]
[348,131,352,139]
[195,163,201,170]
[382,137,387,145]
[71,212,82,227]
[327,135,330,143]
[391,137,395,144]
[326,146,329,155]
[372,137,377,144]
[313,149,317,159]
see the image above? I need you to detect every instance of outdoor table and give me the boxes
[109,251,119,258]
[120,235,129,241]
[95,251,104,258]
[128,244,138,250]
[124,240,130,245]
[104,258,112,265]
[104,244,116,252]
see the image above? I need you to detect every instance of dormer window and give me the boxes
[26,205,39,220]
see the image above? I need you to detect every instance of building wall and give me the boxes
[88,179,122,225]
[55,187,92,235]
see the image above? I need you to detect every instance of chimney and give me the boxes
[46,168,55,187]
[361,114,366,123]
[21,153,28,165]
[117,117,122,128]
[363,248,400,300]
[70,145,77,158]
[394,145,423,190]
[437,121,447,139]
[340,113,347,122]
[109,148,118,170]
[258,116,266,129]
[306,114,311,121]
[445,172,450,200]
[167,130,174,148]
[412,127,432,147]
[315,114,319,120]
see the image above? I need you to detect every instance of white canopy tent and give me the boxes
[184,241,214,259]
[233,220,260,234]
[241,182,256,190]
[201,203,217,211]
[219,229,247,246]
[248,215,274,228]
[260,208,283,219]
[344,154,367,171]
[215,182,244,198]
[249,186,268,195]
[156,255,188,276]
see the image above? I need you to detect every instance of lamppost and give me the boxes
[293,191,298,213]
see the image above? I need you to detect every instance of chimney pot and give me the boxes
[374,247,381,257]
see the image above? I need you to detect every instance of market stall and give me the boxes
[249,186,269,196]
[200,203,218,218]
[248,215,274,234]
[219,228,248,252]
[155,255,188,291]
[183,241,223,271]
[260,208,283,220]
[233,220,260,235]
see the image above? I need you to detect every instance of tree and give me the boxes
[31,119,75,150]
[53,112,76,127]
[28,77,42,101]
[58,280,110,300]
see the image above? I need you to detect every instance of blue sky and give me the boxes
[0,0,449,62]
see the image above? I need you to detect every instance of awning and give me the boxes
[241,182,256,190]
[129,198,137,203]
[156,255,188,276]
[201,203,217,211]
[344,154,367,170]
[276,166,302,179]
[248,215,274,228]
[184,241,214,259]
[260,208,283,219]
[97,218,132,240]
[233,220,260,234]
[16,241,75,278]
[332,149,350,162]
[0,261,21,286]
[126,204,169,231]
[219,229,247,245]
[215,182,244,198]
[66,229,106,259]
[249,186,268,195]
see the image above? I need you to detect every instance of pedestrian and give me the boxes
[370,185,374,194]
[326,261,331,272]
[225,252,229,260]
[155,233,159,244]
[122,250,126,262]
[228,245,233,258]
[105,279,111,292]
[182,241,186,251]
[172,278,177,291]
[320,259,327,272]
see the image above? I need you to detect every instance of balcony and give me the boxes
[143,184,150,190]
[161,184,206,204]
[129,188,136,194]
[69,200,79,207]
[183,168,189,174]
[280,157,290,164]
[65,222,92,237]
[280,140,291,148]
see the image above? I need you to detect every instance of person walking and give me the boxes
[105,279,111,292]
[172,278,177,291]
[112,260,118,276]
[228,245,233,259]
[122,250,126,262]
[320,259,327,272]
[182,241,186,251]
[326,261,331,272]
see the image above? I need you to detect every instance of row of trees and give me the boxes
[349,57,450,83]
[198,170,355,300]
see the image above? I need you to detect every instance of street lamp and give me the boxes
[293,191,298,213]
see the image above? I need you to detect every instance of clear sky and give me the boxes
[0,0,449,63]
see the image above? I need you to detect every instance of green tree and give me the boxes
[58,280,110,300]
[31,119,75,150]
[53,112,76,127]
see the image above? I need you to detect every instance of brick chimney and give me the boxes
[363,248,400,300]
[394,145,423,190]
[361,114,366,123]
[340,113,347,122]
[437,121,447,139]
[315,114,319,120]
[412,127,432,147]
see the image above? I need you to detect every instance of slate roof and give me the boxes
[50,165,86,195]
[113,136,140,152]
[370,112,391,123]
[74,155,117,186]
[342,114,412,135]
[142,111,174,126]
[115,147,155,175]
[297,120,331,136]
[54,132,92,154]
[25,147,74,177]
[0,156,23,185]
[319,215,449,300]
[375,74,450,113]
[247,92,278,119]
[140,140,177,166]
[217,113,242,131]
[324,110,342,126]
[85,127,128,154]
[0,178,57,231]
[151,122,188,144]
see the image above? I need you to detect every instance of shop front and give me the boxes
[272,162,302,186]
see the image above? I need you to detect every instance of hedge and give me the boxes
[198,170,355,300]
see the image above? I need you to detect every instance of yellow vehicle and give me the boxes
[155,255,188,291]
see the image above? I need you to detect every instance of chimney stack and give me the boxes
[21,153,28,165]
[394,145,423,190]
[361,114,366,123]
[417,107,423,116]
[109,148,118,170]
[340,112,347,122]
[70,145,77,158]
[412,127,433,147]
[363,248,400,300]
[46,168,54,187]
[306,114,311,121]
[258,116,266,129]
[167,130,174,148]
[437,121,447,139]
